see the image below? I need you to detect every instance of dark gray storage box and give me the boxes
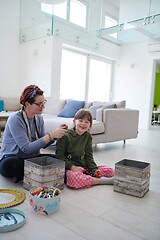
[114,159,150,198]
[23,156,65,190]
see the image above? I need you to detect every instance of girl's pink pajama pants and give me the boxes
[66,165,114,189]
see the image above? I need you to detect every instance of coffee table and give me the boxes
[0,111,15,138]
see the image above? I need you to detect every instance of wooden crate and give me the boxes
[114,159,150,198]
[23,156,65,190]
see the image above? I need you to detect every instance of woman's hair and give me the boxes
[20,85,44,108]
[74,109,93,127]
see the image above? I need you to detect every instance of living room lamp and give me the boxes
[37,0,66,4]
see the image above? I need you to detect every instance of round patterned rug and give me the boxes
[0,189,26,209]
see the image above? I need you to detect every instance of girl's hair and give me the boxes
[74,109,93,127]
[20,85,44,108]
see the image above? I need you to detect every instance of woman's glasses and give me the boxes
[33,99,47,107]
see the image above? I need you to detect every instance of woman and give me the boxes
[0,85,67,182]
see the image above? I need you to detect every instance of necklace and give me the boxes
[21,111,40,141]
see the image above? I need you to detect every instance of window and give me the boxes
[70,0,87,28]
[41,0,87,28]
[41,3,53,15]
[88,58,111,102]
[60,49,87,100]
[53,2,67,19]
[60,48,112,102]
[105,15,118,38]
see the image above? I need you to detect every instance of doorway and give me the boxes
[150,60,160,128]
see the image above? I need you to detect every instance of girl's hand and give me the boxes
[71,166,84,172]
[94,169,101,178]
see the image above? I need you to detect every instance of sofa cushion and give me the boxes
[89,103,117,121]
[84,101,92,109]
[115,100,126,108]
[90,120,105,135]
[92,100,126,108]
[102,103,117,109]
[43,115,74,133]
[89,105,103,120]
[95,104,117,121]
[43,98,66,115]
[57,100,85,118]
[2,97,21,111]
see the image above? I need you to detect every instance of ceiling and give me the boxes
[104,0,120,9]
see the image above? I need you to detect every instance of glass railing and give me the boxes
[20,0,53,42]
[20,22,52,42]
[53,20,99,48]
[20,0,160,45]
[20,0,99,49]
[97,13,160,44]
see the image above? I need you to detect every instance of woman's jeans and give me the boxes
[0,154,56,181]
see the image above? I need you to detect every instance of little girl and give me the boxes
[56,109,114,189]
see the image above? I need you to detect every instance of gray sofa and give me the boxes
[42,98,139,144]
[0,97,139,145]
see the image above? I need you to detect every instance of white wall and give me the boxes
[19,37,53,96]
[0,0,22,97]
[113,42,160,129]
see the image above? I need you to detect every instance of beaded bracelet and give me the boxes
[47,133,52,141]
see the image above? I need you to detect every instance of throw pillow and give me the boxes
[102,103,117,109]
[43,98,66,115]
[115,100,126,108]
[89,105,103,120]
[0,100,4,111]
[57,100,85,118]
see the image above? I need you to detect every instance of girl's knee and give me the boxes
[66,171,93,189]
[98,165,114,177]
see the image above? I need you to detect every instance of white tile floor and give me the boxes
[0,128,160,240]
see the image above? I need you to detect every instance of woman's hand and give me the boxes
[60,124,68,130]
[50,126,67,139]
[43,125,68,144]
[71,165,84,172]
